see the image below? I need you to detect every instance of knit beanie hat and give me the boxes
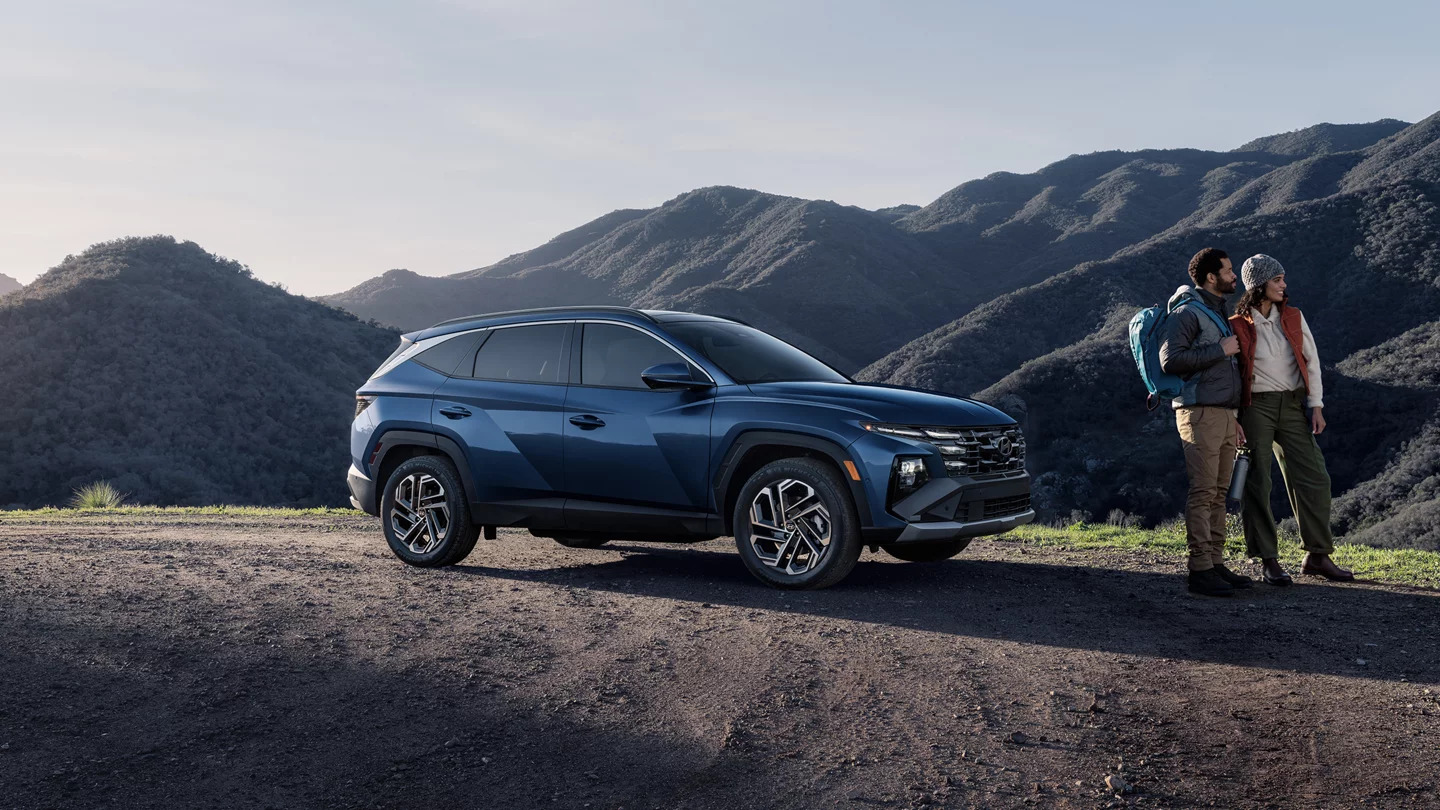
[1241,254,1285,290]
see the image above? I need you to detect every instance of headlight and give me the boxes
[863,423,927,438]
[889,455,930,502]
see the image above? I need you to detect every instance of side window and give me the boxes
[470,324,568,383]
[581,323,687,389]
[412,331,485,377]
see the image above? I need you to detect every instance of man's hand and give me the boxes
[1236,420,1247,448]
[1312,407,1326,435]
[1220,335,1240,356]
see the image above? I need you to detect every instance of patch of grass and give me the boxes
[68,481,127,509]
[1009,519,1440,590]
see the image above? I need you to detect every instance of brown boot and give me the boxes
[1261,558,1292,586]
[1301,553,1354,582]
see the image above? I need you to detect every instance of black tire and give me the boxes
[732,457,863,590]
[881,538,972,563]
[381,455,480,567]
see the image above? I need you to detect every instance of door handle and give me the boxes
[568,414,605,430]
[438,406,472,420]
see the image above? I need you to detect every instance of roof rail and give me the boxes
[431,306,655,328]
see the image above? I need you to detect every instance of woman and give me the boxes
[1229,254,1353,584]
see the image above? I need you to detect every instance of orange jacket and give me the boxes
[1229,302,1311,408]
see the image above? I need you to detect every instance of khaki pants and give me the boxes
[1176,406,1237,571]
[1239,389,1334,559]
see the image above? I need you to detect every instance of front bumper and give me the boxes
[347,463,377,516]
[886,473,1033,543]
[895,508,1036,542]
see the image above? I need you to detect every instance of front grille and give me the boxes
[916,425,1027,478]
[983,494,1031,519]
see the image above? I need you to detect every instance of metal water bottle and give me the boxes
[1226,446,1251,513]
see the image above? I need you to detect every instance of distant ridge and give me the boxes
[0,273,20,296]
[1233,119,1411,156]
[327,117,1417,370]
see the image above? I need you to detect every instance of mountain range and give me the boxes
[326,112,1440,548]
[0,273,21,297]
[5,112,1438,550]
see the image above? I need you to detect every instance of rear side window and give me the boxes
[412,331,485,376]
[470,324,568,383]
[581,323,688,389]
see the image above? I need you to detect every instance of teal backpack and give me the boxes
[1129,291,1232,410]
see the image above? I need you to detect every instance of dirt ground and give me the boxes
[2,513,1437,810]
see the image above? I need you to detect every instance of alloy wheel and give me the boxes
[390,473,450,555]
[748,478,832,575]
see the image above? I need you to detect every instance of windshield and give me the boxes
[664,321,849,384]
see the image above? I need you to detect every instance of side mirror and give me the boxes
[640,362,713,391]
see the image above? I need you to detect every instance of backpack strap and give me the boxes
[1170,294,1233,337]
[1194,304,1233,338]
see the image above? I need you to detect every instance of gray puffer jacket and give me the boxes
[1158,285,1241,409]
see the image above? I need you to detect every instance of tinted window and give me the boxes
[665,322,848,384]
[581,323,687,389]
[470,324,568,383]
[412,331,485,376]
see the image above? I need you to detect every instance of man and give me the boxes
[1159,247,1252,597]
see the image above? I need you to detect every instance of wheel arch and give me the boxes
[371,430,478,510]
[714,431,870,534]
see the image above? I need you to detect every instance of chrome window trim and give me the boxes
[368,327,490,381]
[415,318,721,386]
[572,319,719,386]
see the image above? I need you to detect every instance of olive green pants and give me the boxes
[1239,389,1334,559]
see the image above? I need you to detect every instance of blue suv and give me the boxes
[348,307,1033,589]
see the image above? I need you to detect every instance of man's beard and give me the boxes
[1218,278,1238,294]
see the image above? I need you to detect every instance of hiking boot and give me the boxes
[1187,568,1235,597]
[1212,564,1254,589]
[1301,553,1354,582]
[1261,558,1292,586]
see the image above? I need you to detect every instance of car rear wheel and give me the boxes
[732,458,862,590]
[881,538,971,562]
[381,456,479,567]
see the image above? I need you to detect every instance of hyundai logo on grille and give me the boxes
[996,436,1013,458]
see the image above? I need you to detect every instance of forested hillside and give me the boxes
[0,237,398,508]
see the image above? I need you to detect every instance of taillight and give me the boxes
[355,395,376,418]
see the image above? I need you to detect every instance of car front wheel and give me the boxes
[732,458,862,590]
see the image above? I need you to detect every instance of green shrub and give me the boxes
[69,481,126,509]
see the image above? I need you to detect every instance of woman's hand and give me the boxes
[1236,420,1247,448]
[1311,407,1326,435]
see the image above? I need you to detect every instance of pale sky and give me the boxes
[2,0,1437,295]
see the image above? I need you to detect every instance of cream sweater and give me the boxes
[1249,305,1323,408]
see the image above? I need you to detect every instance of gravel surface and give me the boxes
[2,513,1438,809]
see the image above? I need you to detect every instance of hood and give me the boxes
[1167,284,1198,310]
[744,381,1015,427]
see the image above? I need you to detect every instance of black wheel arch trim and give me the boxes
[370,430,479,511]
[712,430,872,534]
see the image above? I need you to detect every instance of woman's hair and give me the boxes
[1239,283,1286,314]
